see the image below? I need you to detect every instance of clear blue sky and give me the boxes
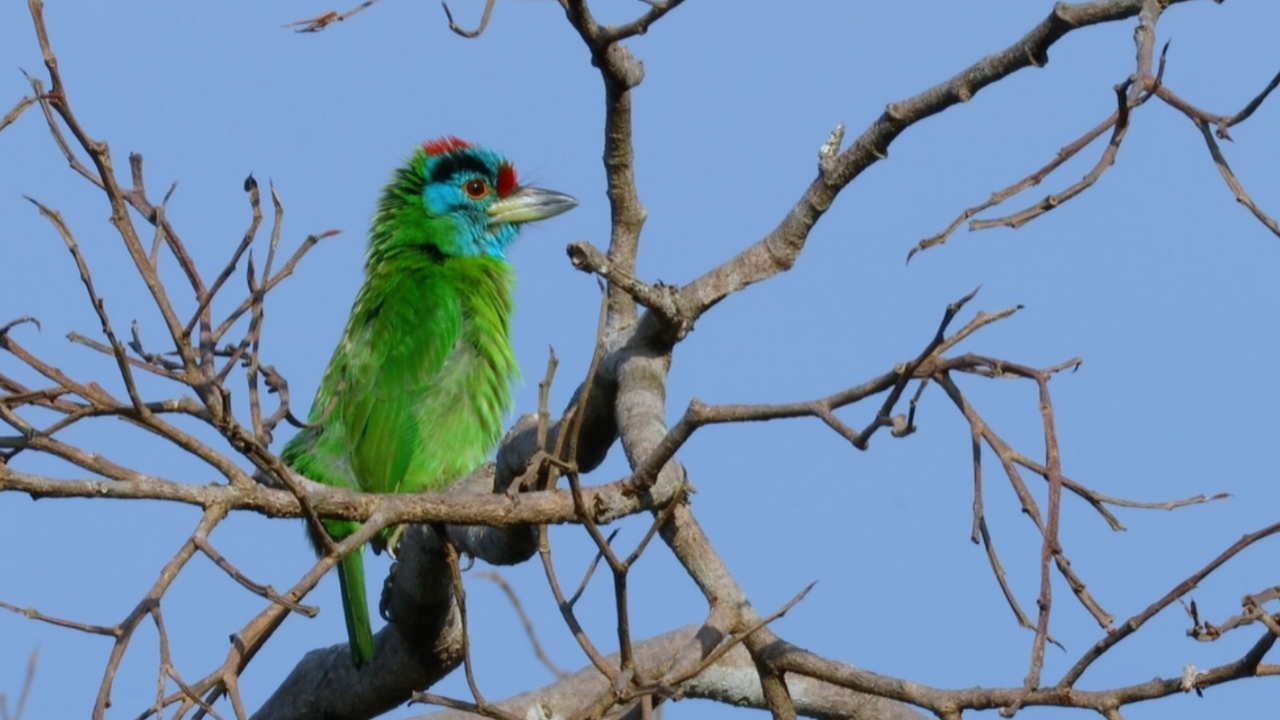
[2,2,1278,719]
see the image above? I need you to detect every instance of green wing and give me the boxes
[340,262,462,495]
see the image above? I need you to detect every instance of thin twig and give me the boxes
[536,524,619,682]
[0,647,38,720]
[194,536,318,616]
[442,0,496,38]
[441,533,524,720]
[970,79,1138,233]
[285,0,384,32]
[475,571,568,678]
[1190,119,1280,239]
[1060,517,1280,688]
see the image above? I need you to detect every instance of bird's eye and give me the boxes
[463,178,490,200]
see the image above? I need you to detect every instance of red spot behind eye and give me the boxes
[422,136,473,156]
[496,163,517,198]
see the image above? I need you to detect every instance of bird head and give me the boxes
[370,137,577,263]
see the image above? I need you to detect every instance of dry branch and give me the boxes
[0,648,38,720]
[3,2,1276,720]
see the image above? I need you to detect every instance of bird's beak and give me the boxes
[487,186,578,227]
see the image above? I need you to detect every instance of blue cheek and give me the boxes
[422,184,457,218]
[422,185,519,259]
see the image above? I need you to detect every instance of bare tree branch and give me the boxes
[4,2,1275,720]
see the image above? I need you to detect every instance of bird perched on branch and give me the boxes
[281,137,578,667]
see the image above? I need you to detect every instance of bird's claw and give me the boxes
[385,525,405,559]
[380,565,396,622]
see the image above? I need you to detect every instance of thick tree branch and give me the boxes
[0,462,674,528]
[7,3,1274,720]
[414,626,926,720]
[679,0,1196,322]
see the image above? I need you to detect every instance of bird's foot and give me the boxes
[380,564,396,622]
[384,525,405,559]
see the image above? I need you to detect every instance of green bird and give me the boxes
[281,137,577,667]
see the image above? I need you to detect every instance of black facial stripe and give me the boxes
[429,152,493,186]
[419,243,446,264]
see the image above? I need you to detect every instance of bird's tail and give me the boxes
[336,547,376,667]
